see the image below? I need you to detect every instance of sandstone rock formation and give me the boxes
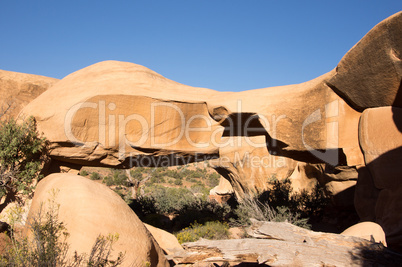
[0,70,58,120]
[341,221,387,246]
[326,11,402,111]
[20,58,362,198]
[356,106,402,251]
[144,223,183,256]
[27,173,169,267]
[16,11,402,253]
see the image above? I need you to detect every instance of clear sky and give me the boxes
[0,1,400,92]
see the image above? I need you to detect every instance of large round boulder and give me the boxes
[27,173,169,267]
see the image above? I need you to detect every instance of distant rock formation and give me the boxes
[17,11,402,251]
[0,70,58,120]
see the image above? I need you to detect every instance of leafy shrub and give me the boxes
[175,221,230,244]
[102,170,130,186]
[259,178,330,220]
[207,173,220,187]
[129,169,143,181]
[142,185,197,214]
[90,172,101,180]
[112,171,129,186]
[190,184,209,196]
[0,117,46,203]
[103,176,114,186]
[173,179,183,186]
[80,170,88,176]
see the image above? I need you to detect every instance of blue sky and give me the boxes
[1,1,400,92]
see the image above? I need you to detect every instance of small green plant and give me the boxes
[80,170,88,176]
[90,172,101,180]
[207,173,220,187]
[175,221,230,244]
[173,179,183,185]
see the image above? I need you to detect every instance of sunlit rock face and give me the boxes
[20,59,362,195]
[0,69,58,120]
[20,11,402,251]
[27,173,169,266]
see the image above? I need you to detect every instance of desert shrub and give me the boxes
[129,169,143,181]
[258,178,330,220]
[0,192,124,266]
[190,184,209,196]
[173,179,183,186]
[190,170,203,179]
[90,172,101,180]
[207,173,220,187]
[175,221,230,244]
[0,117,46,203]
[232,195,310,229]
[102,171,130,187]
[231,178,330,228]
[142,185,197,214]
[132,185,231,230]
[165,169,180,179]
[80,170,88,176]
[186,177,197,183]
[103,176,114,186]
[112,171,129,186]
[173,200,231,230]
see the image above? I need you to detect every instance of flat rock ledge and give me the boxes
[169,220,402,266]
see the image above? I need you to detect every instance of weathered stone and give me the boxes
[341,221,387,246]
[27,173,169,267]
[144,223,183,255]
[326,11,402,110]
[358,106,402,250]
[171,220,402,266]
[0,69,58,120]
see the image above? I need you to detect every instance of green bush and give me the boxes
[112,171,129,186]
[90,172,101,180]
[129,169,143,181]
[207,173,220,187]
[142,185,197,214]
[0,117,46,202]
[80,170,88,176]
[175,221,230,244]
[173,179,182,185]
[259,178,330,220]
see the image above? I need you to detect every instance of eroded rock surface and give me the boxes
[0,70,58,120]
[27,173,169,267]
[357,106,402,251]
[326,11,402,110]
